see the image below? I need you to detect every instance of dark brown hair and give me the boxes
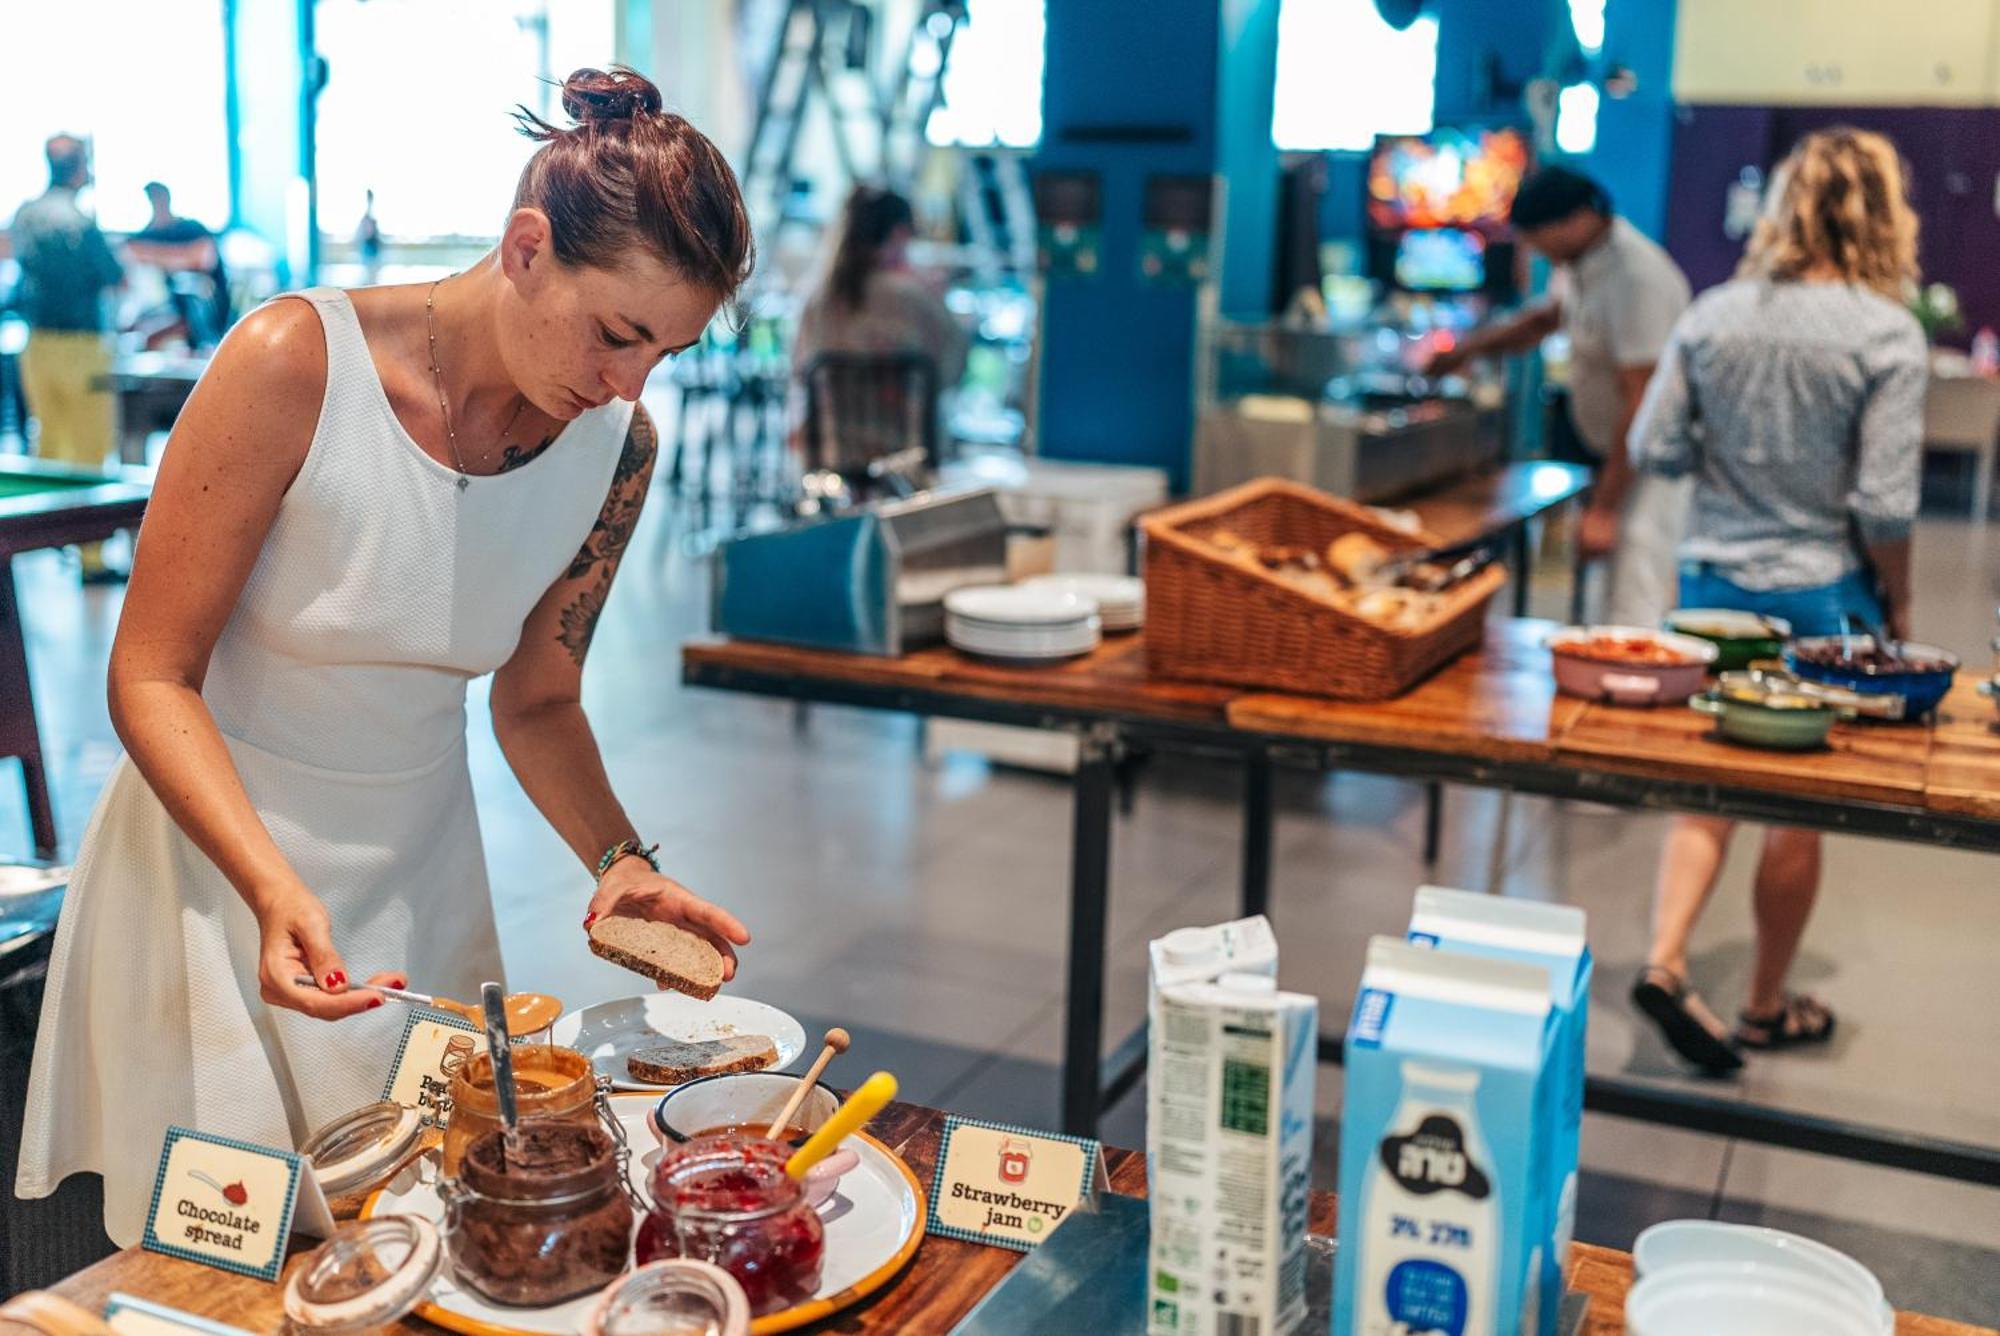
[827,185,915,311]
[514,68,754,301]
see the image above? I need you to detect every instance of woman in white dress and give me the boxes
[17,68,755,1246]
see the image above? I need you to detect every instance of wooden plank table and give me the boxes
[683,624,2000,1187]
[45,1101,1995,1335]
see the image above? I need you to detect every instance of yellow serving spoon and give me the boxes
[785,1071,898,1180]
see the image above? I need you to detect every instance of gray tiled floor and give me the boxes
[5,440,2000,1322]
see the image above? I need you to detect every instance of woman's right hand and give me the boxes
[254,886,400,1020]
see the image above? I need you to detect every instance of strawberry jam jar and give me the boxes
[635,1133,824,1316]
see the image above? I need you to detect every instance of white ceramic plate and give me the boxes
[365,1095,926,1336]
[551,994,807,1092]
[946,632,1100,661]
[943,584,1099,626]
[1021,574,1143,618]
[946,622,1099,648]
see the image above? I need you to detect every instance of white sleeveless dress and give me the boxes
[16,287,633,1246]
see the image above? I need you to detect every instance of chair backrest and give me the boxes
[799,351,940,481]
[1921,373,2000,453]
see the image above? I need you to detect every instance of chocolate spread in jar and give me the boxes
[444,1121,633,1307]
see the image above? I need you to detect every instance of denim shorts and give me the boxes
[1676,564,1884,639]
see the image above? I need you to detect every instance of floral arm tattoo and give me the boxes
[556,408,656,666]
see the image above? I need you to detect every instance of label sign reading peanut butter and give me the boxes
[927,1115,1105,1250]
[381,1006,486,1130]
[141,1128,319,1282]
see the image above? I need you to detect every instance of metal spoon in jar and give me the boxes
[480,981,522,1168]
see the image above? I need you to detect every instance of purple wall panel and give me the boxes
[1667,103,2000,342]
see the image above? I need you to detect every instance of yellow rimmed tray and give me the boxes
[361,1094,926,1334]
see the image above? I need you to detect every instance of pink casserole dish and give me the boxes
[1547,625,1719,707]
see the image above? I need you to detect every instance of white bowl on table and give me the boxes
[1626,1260,1889,1336]
[1632,1220,1892,1335]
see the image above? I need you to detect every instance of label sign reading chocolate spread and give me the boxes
[381,1005,487,1130]
[141,1127,332,1282]
[927,1115,1106,1250]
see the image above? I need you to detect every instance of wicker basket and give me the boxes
[1141,477,1504,700]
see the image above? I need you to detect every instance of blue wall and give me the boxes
[1586,0,1678,242]
[1034,0,1220,488]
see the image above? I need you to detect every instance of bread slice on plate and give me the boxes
[588,914,725,1001]
[627,1035,779,1085]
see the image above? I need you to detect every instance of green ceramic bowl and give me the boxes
[1691,690,1835,750]
[1665,609,1792,672]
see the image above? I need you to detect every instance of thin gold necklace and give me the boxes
[424,276,525,492]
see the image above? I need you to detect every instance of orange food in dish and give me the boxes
[1555,635,1698,667]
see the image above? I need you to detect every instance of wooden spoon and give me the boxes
[765,1028,850,1139]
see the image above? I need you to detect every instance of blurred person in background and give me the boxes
[8,133,124,580]
[793,184,966,385]
[127,180,230,346]
[1627,128,1927,1074]
[1428,166,1692,627]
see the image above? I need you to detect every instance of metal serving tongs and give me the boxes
[1375,532,1504,593]
[1739,660,1908,720]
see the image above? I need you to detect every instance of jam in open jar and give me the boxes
[636,1132,824,1316]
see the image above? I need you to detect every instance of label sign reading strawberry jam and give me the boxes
[928,1116,1106,1250]
[142,1127,334,1282]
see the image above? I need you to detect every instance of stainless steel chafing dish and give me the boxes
[710,486,1009,655]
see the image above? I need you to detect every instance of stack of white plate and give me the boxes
[1021,574,1145,632]
[945,585,1101,662]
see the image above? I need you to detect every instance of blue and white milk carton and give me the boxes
[1148,972,1317,1336]
[1334,938,1554,1336]
[1409,885,1591,1333]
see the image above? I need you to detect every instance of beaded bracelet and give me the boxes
[595,838,661,880]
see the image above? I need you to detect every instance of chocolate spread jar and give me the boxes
[441,1121,634,1307]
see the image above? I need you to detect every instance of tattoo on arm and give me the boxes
[555,410,656,666]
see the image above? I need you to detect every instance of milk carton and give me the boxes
[1409,886,1592,1333]
[1150,916,1281,1012]
[1148,972,1317,1336]
[1147,916,1281,1195]
[1335,939,1554,1336]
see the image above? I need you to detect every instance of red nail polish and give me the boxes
[325,971,345,990]
[368,997,383,1009]
[582,912,598,928]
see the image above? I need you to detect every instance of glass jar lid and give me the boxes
[300,1101,422,1197]
[282,1215,443,1332]
[585,1260,752,1336]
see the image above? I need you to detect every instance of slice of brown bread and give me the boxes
[588,914,725,1001]
[626,1035,779,1085]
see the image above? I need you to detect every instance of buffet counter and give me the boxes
[681,621,2000,1180]
[44,1099,1998,1335]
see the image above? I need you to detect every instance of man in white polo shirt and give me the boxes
[1429,167,1692,626]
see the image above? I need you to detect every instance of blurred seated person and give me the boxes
[125,181,229,346]
[792,186,966,484]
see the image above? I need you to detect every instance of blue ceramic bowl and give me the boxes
[1784,637,1958,719]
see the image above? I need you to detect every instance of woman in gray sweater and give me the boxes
[1627,128,1928,1073]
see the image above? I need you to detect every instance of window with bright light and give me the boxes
[0,2,230,234]
[925,0,1045,149]
[314,0,615,242]
[1272,0,1437,153]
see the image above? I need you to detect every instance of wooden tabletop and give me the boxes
[687,621,1998,822]
[45,1100,1993,1334]
[1404,459,1593,546]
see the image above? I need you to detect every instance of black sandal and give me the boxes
[1735,993,1837,1050]
[1631,966,1744,1074]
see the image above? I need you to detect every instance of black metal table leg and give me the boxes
[1061,723,1119,1136]
[1422,781,1443,866]
[1509,521,1532,618]
[1241,747,1274,919]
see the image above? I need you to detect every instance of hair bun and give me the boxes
[561,67,663,125]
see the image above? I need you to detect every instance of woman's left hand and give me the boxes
[583,861,750,983]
